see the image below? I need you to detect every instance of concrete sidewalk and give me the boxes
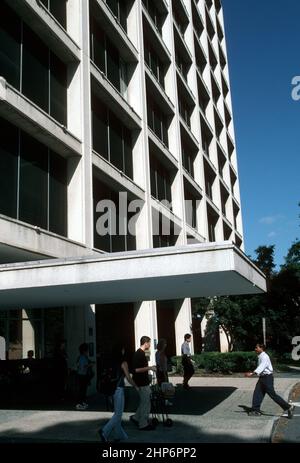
[0,374,298,443]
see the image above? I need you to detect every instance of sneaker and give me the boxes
[130,415,139,426]
[139,424,155,431]
[248,410,262,416]
[76,403,86,410]
[183,383,190,389]
[287,404,295,419]
[98,429,107,443]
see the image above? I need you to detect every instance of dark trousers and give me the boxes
[252,374,289,411]
[77,375,89,404]
[182,358,194,385]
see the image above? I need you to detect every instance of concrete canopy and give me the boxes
[0,242,266,309]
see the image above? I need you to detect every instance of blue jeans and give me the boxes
[102,387,128,441]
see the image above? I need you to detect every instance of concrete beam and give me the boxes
[0,79,82,158]
[92,152,145,201]
[0,215,103,263]
[0,243,266,309]
[92,0,139,63]
[7,0,80,63]
[91,65,141,130]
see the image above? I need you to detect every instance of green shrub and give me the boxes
[170,351,257,374]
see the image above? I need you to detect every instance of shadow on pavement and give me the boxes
[0,413,258,444]
[0,385,237,416]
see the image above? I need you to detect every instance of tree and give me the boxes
[253,245,275,280]
[193,213,300,353]
[284,240,300,269]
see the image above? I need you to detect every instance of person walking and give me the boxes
[130,336,156,431]
[76,343,94,410]
[98,345,138,442]
[53,339,68,401]
[156,338,173,406]
[245,343,295,418]
[155,338,168,386]
[181,333,194,389]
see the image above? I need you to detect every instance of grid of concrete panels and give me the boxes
[0,0,243,258]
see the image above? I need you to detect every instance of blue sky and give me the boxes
[222,0,300,267]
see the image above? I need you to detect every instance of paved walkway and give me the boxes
[0,374,299,443]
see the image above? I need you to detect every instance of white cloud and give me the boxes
[259,214,284,225]
[267,231,277,238]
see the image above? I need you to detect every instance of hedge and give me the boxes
[170,352,258,374]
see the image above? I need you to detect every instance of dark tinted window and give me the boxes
[0,118,18,218]
[49,0,67,28]
[106,0,127,31]
[50,52,67,125]
[40,0,67,28]
[49,151,67,236]
[22,25,49,112]
[92,101,108,160]
[109,112,123,170]
[123,127,133,178]
[106,39,120,92]
[19,133,48,229]
[0,2,21,89]
[91,19,105,73]
[0,117,67,235]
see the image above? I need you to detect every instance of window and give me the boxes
[142,0,164,36]
[147,97,169,147]
[92,97,133,179]
[90,19,127,96]
[0,4,68,125]
[184,187,198,229]
[144,40,165,89]
[107,38,121,92]
[175,51,189,82]
[0,118,18,218]
[0,2,21,89]
[152,214,177,248]
[150,156,172,205]
[182,141,195,178]
[207,209,218,242]
[0,116,68,236]
[22,25,49,113]
[40,0,67,29]
[50,52,67,125]
[19,133,49,231]
[93,178,136,253]
[90,20,105,73]
[105,0,127,32]
[49,152,67,236]
[109,112,123,171]
[92,99,109,160]
[178,96,191,128]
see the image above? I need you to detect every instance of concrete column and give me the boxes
[175,299,193,355]
[22,309,35,358]
[0,336,6,360]
[134,301,158,365]
[66,0,94,247]
[219,326,230,353]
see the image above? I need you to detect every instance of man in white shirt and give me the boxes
[245,343,294,418]
[181,334,194,389]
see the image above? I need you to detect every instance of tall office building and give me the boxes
[0,1,265,369]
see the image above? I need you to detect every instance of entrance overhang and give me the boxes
[0,242,266,309]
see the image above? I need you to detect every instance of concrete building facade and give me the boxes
[0,0,265,373]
